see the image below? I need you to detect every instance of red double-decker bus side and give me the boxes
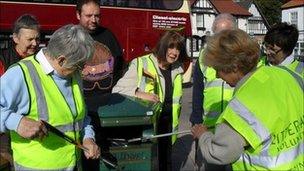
[0,0,192,63]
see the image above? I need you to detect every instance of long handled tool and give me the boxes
[127,130,191,143]
[41,120,118,169]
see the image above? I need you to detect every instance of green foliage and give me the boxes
[255,0,286,26]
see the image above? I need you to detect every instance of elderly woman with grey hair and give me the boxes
[191,29,303,170]
[0,14,41,169]
[0,14,40,75]
[0,24,100,170]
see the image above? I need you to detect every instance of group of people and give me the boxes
[0,1,303,171]
[0,0,123,170]
[190,14,303,171]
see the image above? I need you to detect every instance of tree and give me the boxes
[255,0,286,26]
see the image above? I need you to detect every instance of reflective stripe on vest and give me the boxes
[11,56,85,170]
[295,61,304,75]
[139,57,149,92]
[277,66,304,91]
[21,60,84,132]
[287,60,304,77]
[14,162,75,171]
[205,79,233,89]
[230,98,303,169]
[22,60,49,121]
[221,66,303,170]
[136,54,182,144]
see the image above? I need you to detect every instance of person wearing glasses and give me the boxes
[0,24,100,170]
[76,1,124,168]
[263,22,303,76]
[192,29,303,171]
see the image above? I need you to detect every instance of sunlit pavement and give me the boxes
[172,75,205,171]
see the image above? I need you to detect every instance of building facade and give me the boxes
[236,0,269,44]
[190,0,269,57]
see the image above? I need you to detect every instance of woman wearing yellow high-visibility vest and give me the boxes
[263,22,303,77]
[191,29,303,170]
[113,31,188,170]
[0,24,100,170]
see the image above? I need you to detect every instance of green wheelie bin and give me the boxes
[98,93,161,170]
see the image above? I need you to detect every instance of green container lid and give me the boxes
[98,93,161,127]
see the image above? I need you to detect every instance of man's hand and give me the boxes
[83,138,100,159]
[191,124,208,139]
[17,117,48,140]
[135,91,160,103]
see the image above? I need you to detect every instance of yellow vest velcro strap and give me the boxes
[14,162,74,171]
[229,98,270,154]
[239,141,304,168]
[277,66,304,91]
[21,60,49,121]
[56,120,83,132]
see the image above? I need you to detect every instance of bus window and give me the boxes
[3,0,76,4]
[100,0,183,10]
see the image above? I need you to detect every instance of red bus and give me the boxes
[0,0,193,63]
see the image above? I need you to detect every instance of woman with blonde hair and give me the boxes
[192,29,303,170]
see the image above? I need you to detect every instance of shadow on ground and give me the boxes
[172,134,195,171]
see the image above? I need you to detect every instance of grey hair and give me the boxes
[13,14,40,34]
[212,13,237,33]
[45,24,94,68]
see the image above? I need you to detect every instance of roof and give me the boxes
[281,0,304,9]
[209,0,252,16]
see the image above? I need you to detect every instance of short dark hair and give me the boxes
[264,22,299,56]
[76,0,100,13]
[153,31,188,63]
[12,14,40,34]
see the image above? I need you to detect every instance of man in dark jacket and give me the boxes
[76,0,124,170]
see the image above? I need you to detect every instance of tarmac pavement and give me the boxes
[172,81,205,171]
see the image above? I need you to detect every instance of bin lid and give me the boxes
[98,93,161,127]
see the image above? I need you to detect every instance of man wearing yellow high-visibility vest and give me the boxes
[0,24,100,170]
[192,29,303,170]
[190,14,237,171]
[190,14,237,130]
[113,31,188,170]
[263,22,303,77]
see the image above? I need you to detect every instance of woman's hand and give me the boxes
[83,138,100,159]
[191,124,208,139]
[135,90,160,103]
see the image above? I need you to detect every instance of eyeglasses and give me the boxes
[262,43,282,55]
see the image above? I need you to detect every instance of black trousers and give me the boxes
[157,114,172,171]
[81,111,109,171]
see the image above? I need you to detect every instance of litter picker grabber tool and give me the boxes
[41,120,119,169]
[127,130,191,143]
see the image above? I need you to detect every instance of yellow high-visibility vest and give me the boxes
[11,56,85,170]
